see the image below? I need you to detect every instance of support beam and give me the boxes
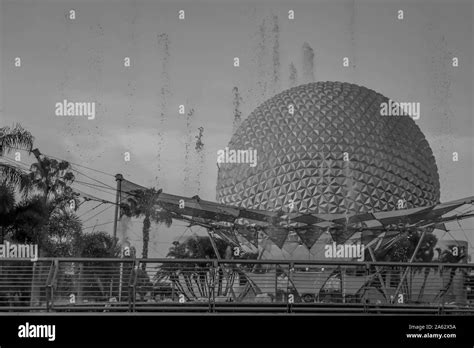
[207,229,221,260]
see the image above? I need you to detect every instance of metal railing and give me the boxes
[0,258,473,314]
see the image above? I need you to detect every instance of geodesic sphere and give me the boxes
[216,82,440,214]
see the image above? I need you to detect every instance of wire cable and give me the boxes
[82,205,114,224]
[72,186,107,202]
[5,146,115,177]
[73,181,117,198]
[71,167,116,190]
[83,220,115,230]
[78,201,106,218]
[0,156,32,173]
[2,154,119,201]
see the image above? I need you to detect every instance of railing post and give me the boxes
[209,260,218,313]
[341,266,345,304]
[45,259,59,312]
[274,264,278,303]
[436,264,444,314]
[288,262,294,313]
[439,265,449,315]
[128,260,139,312]
[363,263,370,312]
[45,261,54,312]
[171,278,175,301]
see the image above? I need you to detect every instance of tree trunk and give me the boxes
[141,215,150,270]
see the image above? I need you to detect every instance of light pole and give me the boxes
[113,174,123,243]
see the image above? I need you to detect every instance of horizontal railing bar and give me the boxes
[1,258,473,268]
[0,257,472,314]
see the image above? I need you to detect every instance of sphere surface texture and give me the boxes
[216,82,440,215]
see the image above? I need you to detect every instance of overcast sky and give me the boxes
[1,0,472,258]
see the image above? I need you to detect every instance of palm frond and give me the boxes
[0,124,34,155]
[0,163,28,187]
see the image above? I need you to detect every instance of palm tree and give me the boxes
[1,139,77,307]
[0,183,16,243]
[159,235,230,300]
[4,149,78,251]
[120,188,172,267]
[0,124,40,243]
[1,125,76,222]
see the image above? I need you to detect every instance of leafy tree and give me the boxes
[166,234,229,259]
[0,182,15,216]
[0,186,49,308]
[70,231,122,302]
[22,149,78,215]
[79,231,121,258]
[42,211,83,257]
[3,196,49,245]
[375,230,438,262]
[0,183,16,243]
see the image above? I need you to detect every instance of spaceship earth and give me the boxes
[216,82,440,216]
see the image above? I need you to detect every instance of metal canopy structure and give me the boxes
[118,178,474,253]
